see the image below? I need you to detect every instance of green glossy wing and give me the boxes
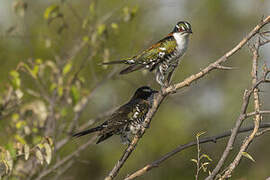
[119,34,177,74]
[134,34,177,66]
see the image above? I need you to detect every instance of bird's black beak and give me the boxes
[152,90,159,94]
[188,29,193,34]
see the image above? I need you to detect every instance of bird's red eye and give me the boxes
[178,26,185,32]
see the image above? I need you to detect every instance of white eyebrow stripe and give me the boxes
[185,22,190,29]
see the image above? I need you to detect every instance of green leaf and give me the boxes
[21,63,38,79]
[97,24,106,35]
[200,154,212,161]
[33,136,42,144]
[15,121,26,129]
[71,85,80,104]
[35,58,43,64]
[44,5,59,20]
[60,108,68,117]
[50,83,57,92]
[63,62,72,75]
[12,113,19,121]
[10,70,21,89]
[196,131,206,138]
[14,135,26,144]
[32,65,39,77]
[131,6,139,15]
[82,19,89,29]
[10,70,19,78]
[5,143,16,158]
[242,151,255,162]
[89,2,95,15]
[111,23,118,29]
[32,127,38,133]
[83,36,89,43]
[58,86,63,97]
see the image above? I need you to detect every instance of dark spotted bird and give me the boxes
[101,21,192,87]
[73,86,158,144]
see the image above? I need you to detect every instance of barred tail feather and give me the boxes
[101,60,127,65]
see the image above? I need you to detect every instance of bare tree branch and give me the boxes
[164,16,270,94]
[55,106,116,150]
[124,122,270,180]
[104,94,166,180]
[219,37,263,179]
[104,15,270,180]
[34,135,97,180]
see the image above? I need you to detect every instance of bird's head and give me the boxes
[172,21,192,36]
[132,86,158,101]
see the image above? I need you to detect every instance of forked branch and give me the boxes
[104,16,270,180]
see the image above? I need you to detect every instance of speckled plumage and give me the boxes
[73,86,158,144]
[102,21,192,86]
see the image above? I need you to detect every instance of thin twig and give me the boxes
[35,135,97,180]
[104,16,270,180]
[246,110,270,117]
[255,127,270,136]
[205,18,270,179]
[67,68,118,133]
[52,160,74,180]
[104,94,166,180]
[195,134,202,180]
[124,122,270,180]
[164,16,270,94]
[55,106,116,150]
[220,37,263,179]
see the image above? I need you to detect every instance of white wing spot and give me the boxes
[159,47,166,51]
[128,59,135,63]
[158,52,165,58]
[133,111,139,118]
[133,105,141,118]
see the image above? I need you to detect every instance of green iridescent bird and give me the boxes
[102,21,192,86]
[73,86,158,144]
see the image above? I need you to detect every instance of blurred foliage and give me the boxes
[0,0,269,179]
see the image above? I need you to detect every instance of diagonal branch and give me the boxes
[104,94,166,180]
[124,122,270,180]
[206,38,270,180]
[35,135,97,180]
[104,15,270,180]
[164,16,270,94]
[219,36,263,179]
